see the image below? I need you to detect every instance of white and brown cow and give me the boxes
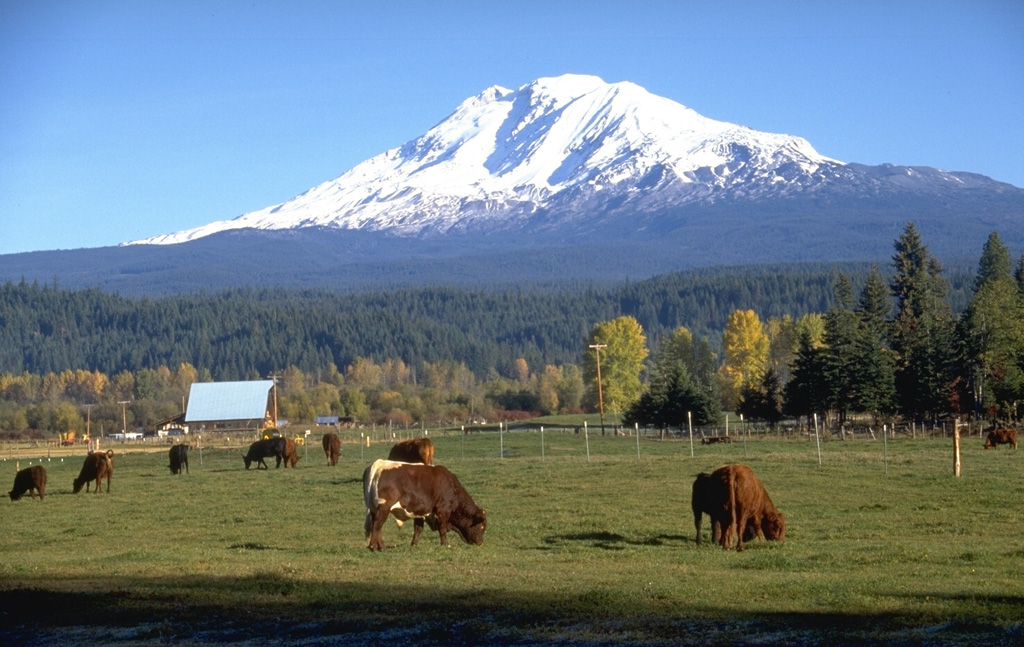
[362,459,486,551]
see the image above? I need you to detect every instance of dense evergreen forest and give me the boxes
[0,262,973,381]
[5,222,1024,441]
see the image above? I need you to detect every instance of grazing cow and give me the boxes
[363,459,486,551]
[283,437,301,468]
[322,433,341,466]
[242,438,286,470]
[9,465,47,501]
[387,437,435,465]
[73,450,114,494]
[984,428,1018,450]
[692,471,757,545]
[692,464,785,551]
[168,444,189,475]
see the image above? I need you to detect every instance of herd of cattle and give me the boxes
[8,427,1019,552]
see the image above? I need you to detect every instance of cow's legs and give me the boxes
[435,514,451,547]
[736,512,751,551]
[369,504,392,551]
[411,518,425,545]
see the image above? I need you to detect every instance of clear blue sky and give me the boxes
[2,0,1022,254]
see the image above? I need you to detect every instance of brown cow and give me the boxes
[322,433,341,466]
[984,428,1018,450]
[283,437,301,468]
[363,459,486,551]
[692,471,757,545]
[693,464,785,551]
[9,465,47,501]
[73,450,114,494]
[387,437,434,465]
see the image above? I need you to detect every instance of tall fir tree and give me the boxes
[784,329,829,425]
[889,222,956,422]
[625,327,719,429]
[822,274,859,424]
[957,232,1024,421]
[851,267,897,421]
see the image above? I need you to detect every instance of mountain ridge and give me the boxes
[125,74,854,245]
[2,74,1021,295]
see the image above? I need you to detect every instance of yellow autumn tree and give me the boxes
[583,316,649,418]
[720,309,769,410]
[514,358,530,384]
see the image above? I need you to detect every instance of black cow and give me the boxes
[169,444,189,475]
[9,465,47,501]
[243,437,286,470]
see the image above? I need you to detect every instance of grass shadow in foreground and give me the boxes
[1,574,1021,646]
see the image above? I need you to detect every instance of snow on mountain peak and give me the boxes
[128,74,842,245]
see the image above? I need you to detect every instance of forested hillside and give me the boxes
[1,262,972,381]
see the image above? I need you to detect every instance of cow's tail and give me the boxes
[727,468,738,550]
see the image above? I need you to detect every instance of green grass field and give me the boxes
[1,430,1021,646]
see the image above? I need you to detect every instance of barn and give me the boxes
[185,380,276,435]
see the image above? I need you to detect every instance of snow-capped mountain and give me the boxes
[128,74,866,245]
[11,73,1014,294]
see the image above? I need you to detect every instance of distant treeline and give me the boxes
[1,262,973,381]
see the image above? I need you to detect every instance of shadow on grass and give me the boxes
[0,575,1020,646]
[543,531,698,549]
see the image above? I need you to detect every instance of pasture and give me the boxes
[1,430,1021,646]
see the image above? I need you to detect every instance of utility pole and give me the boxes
[117,400,130,436]
[589,343,607,435]
[84,403,93,439]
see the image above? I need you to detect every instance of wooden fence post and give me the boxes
[953,420,962,478]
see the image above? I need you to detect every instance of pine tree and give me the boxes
[626,327,719,429]
[851,267,897,421]
[738,367,784,427]
[889,222,956,422]
[957,232,1024,421]
[784,330,828,425]
[822,274,859,424]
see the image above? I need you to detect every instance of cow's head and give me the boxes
[456,509,487,545]
[763,511,786,542]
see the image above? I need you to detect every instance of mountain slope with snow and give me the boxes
[129,74,867,245]
[19,71,1007,296]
